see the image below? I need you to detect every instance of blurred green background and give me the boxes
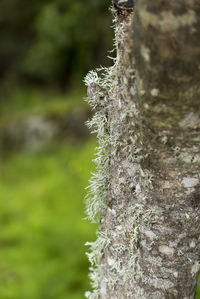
[0,0,112,298]
[1,1,200,298]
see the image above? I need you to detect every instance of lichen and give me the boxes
[84,45,115,299]
[139,9,197,32]
[84,67,114,223]
[84,5,157,298]
[191,261,200,276]
[85,231,111,299]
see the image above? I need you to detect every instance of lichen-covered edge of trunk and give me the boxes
[84,1,200,298]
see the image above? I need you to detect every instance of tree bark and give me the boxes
[85,1,200,298]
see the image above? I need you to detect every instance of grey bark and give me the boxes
[85,1,200,298]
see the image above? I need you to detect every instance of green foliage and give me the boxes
[0,0,112,85]
[0,87,85,128]
[0,139,97,299]
[196,284,200,299]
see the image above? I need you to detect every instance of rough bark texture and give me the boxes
[85,1,200,298]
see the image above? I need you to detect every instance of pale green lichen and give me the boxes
[85,231,111,299]
[85,111,109,222]
[84,6,156,298]
[84,56,114,299]
[191,261,200,276]
[84,67,113,223]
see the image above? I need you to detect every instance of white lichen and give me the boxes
[191,261,200,276]
[144,229,157,241]
[85,231,111,299]
[158,245,174,257]
[84,53,114,298]
[189,240,196,248]
[181,177,199,188]
[151,88,159,97]
[141,45,150,62]
[84,67,113,223]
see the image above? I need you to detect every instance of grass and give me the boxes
[0,139,97,299]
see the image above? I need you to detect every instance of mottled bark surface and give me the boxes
[86,1,200,298]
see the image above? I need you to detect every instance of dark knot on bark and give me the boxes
[113,0,135,10]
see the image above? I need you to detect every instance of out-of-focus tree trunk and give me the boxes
[85,1,200,298]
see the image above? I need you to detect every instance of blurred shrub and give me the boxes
[0,0,112,86]
[0,139,97,299]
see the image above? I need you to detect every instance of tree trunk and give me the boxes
[85,1,200,298]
